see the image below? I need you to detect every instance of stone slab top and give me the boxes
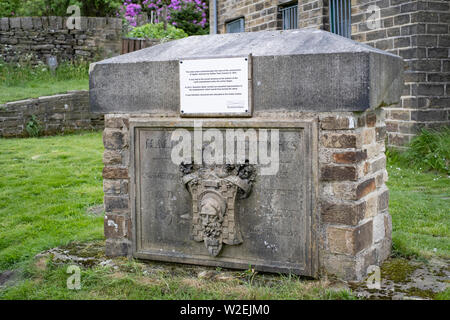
[90,29,404,114]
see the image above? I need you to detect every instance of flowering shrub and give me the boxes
[126,22,188,40]
[119,0,143,27]
[120,0,208,35]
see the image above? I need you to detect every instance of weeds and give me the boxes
[387,127,450,175]
[25,115,42,137]
[0,58,89,103]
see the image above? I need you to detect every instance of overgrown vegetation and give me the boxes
[126,22,188,40]
[25,115,42,137]
[120,0,209,35]
[0,59,89,104]
[0,0,121,17]
[387,127,450,175]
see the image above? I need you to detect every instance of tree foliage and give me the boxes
[0,0,122,17]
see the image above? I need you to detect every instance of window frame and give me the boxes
[279,4,298,30]
[329,0,352,38]
[226,17,245,33]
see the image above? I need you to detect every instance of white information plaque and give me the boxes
[179,56,251,116]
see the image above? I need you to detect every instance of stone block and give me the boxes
[356,178,377,199]
[373,213,386,243]
[21,17,33,30]
[103,129,126,150]
[378,188,389,212]
[321,165,358,181]
[103,150,122,165]
[105,116,129,129]
[362,128,376,145]
[326,221,373,255]
[333,150,367,164]
[321,133,358,148]
[104,196,129,212]
[105,238,131,257]
[320,115,356,130]
[104,213,131,239]
[103,179,122,195]
[321,200,366,226]
[0,18,9,31]
[103,167,129,179]
[89,30,404,114]
[9,17,21,29]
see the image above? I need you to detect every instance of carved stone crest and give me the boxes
[180,162,255,257]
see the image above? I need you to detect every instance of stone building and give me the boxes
[209,0,450,147]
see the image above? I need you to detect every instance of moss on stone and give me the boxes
[381,258,417,283]
[403,287,436,299]
[61,240,105,259]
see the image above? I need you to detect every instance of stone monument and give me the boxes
[90,29,403,281]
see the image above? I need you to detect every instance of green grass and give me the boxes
[0,60,89,104]
[0,132,104,271]
[386,128,450,259]
[0,131,448,299]
[0,259,354,300]
[386,157,450,259]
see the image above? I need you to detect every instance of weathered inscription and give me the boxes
[132,125,316,275]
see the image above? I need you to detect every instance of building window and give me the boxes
[280,4,298,30]
[226,18,245,33]
[329,0,352,38]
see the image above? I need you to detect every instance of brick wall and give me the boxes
[351,0,449,148]
[0,91,104,137]
[0,17,122,64]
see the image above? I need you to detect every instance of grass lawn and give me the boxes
[0,79,88,104]
[0,132,104,272]
[387,161,449,259]
[0,132,448,299]
[0,61,89,104]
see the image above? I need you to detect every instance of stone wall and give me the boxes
[212,0,284,33]
[102,114,132,256]
[319,110,391,280]
[0,91,104,137]
[211,0,328,33]
[298,0,328,29]
[0,17,122,63]
[102,109,391,281]
[351,0,450,148]
[211,0,450,147]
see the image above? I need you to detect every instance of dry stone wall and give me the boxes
[0,91,103,137]
[0,16,122,63]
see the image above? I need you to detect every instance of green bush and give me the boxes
[387,127,450,174]
[169,2,209,36]
[126,22,188,40]
[0,0,121,17]
[0,0,22,17]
